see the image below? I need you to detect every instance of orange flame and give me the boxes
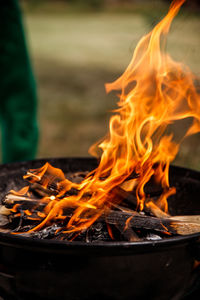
[13,0,200,235]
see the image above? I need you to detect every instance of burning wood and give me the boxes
[1,178,200,241]
[115,222,141,242]
[104,210,200,236]
[4,193,44,206]
[0,0,200,242]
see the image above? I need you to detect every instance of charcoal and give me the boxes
[18,224,62,239]
[85,222,112,242]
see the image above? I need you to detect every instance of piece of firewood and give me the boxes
[0,227,10,233]
[0,214,9,227]
[113,186,173,219]
[113,186,138,207]
[169,215,200,224]
[103,210,200,236]
[115,223,141,242]
[3,193,42,205]
[0,205,12,216]
[30,182,58,197]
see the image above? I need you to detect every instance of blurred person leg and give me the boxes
[0,0,38,163]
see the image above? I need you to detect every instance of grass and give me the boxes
[22,2,200,170]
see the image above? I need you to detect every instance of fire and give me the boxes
[12,0,200,235]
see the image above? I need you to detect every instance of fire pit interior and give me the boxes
[0,158,200,242]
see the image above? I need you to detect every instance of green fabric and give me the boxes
[0,0,38,163]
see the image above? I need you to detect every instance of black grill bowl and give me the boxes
[0,158,199,300]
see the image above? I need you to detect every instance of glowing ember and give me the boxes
[8,0,200,236]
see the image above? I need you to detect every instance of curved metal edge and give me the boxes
[0,231,199,256]
[0,156,200,178]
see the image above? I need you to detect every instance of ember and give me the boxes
[1,0,200,242]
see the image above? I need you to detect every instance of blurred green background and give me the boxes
[20,0,200,169]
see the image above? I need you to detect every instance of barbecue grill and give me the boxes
[0,157,199,300]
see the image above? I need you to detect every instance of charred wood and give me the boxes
[102,210,200,236]
[115,223,141,242]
